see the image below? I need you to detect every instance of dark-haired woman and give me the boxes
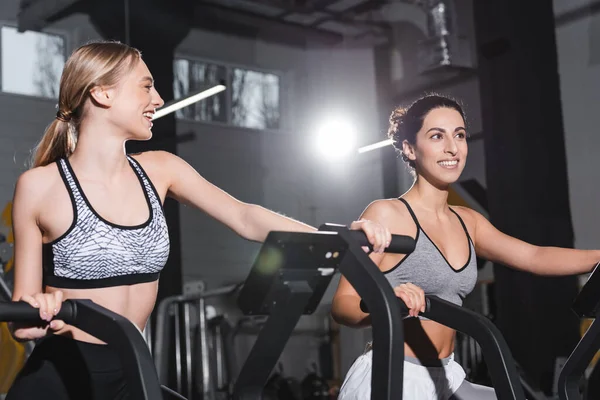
[332,94,600,399]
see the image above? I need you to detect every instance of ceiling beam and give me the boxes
[17,0,81,32]
[308,0,385,28]
[554,0,600,27]
[194,1,344,47]
[245,0,340,14]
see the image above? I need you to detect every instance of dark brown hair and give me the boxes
[387,94,466,167]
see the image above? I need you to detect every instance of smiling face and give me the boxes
[402,107,468,186]
[108,59,164,140]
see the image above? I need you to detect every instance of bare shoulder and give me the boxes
[15,164,60,196]
[363,198,402,216]
[129,150,176,178]
[129,151,200,198]
[130,150,172,166]
[129,150,190,173]
[449,205,486,235]
[450,205,476,218]
[362,198,415,236]
[13,164,62,216]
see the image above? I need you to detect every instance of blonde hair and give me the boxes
[32,40,141,168]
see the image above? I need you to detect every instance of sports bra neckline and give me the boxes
[62,156,153,230]
[398,197,473,272]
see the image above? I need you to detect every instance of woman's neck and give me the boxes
[68,122,130,182]
[403,176,450,215]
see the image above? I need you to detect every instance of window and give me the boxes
[173,59,227,123]
[174,57,281,131]
[232,68,280,130]
[1,26,65,98]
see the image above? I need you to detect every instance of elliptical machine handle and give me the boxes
[0,300,77,324]
[349,231,416,254]
[359,297,430,316]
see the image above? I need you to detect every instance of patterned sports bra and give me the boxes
[42,155,170,289]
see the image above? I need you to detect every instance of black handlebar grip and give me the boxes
[360,297,430,316]
[349,231,416,254]
[359,299,369,313]
[0,300,76,323]
[360,298,410,316]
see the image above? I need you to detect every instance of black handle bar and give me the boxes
[360,295,526,399]
[349,231,416,254]
[0,300,77,324]
[0,299,167,400]
[360,297,430,316]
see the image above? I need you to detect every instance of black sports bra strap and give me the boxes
[126,155,144,179]
[57,159,80,197]
[449,207,473,242]
[398,198,421,228]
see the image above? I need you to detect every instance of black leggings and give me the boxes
[6,334,131,400]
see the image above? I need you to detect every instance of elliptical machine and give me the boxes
[0,299,172,400]
[231,224,525,399]
[0,224,527,399]
[557,262,600,400]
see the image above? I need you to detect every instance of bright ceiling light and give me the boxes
[315,119,357,160]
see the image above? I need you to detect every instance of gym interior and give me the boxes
[0,0,599,399]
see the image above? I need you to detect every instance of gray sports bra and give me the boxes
[384,198,477,309]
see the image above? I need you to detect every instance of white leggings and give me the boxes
[338,348,496,400]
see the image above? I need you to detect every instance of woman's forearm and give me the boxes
[240,203,316,242]
[528,247,600,275]
[331,294,372,328]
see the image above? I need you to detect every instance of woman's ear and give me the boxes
[89,85,114,108]
[402,140,416,161]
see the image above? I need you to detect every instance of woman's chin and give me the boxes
[419,171,461,188]
[129,131,153,142]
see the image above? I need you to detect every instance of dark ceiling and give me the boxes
[18,0,408,47]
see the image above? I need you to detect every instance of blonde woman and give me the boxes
[6,41,391,399]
